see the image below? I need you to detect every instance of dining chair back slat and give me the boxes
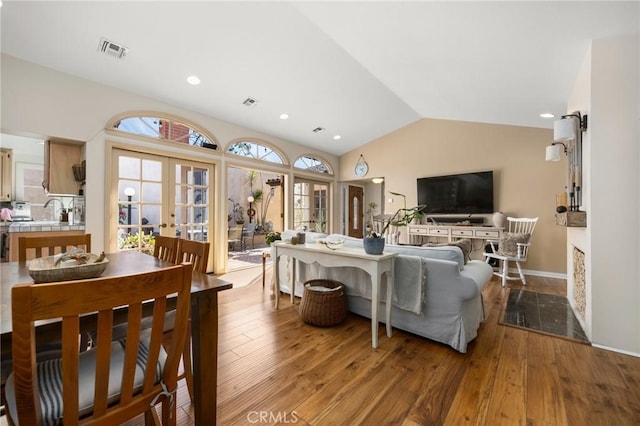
[153,235,179,263]
[5,263,193,425]
[176,239,210,273]
[18,234,92,262]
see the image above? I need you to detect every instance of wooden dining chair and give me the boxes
[18,233,91,262]
[174,239,210,401]
[5,263,192,426]
[153,235,179,263]
[176,239,210,274]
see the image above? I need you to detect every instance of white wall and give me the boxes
[566,47,592,339]
[1,54,340,272]
[589,33,640,355]
[568,33,640,355]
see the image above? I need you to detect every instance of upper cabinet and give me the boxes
[0,148,13,201]
[43,139,85,195]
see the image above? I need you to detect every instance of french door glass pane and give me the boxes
[174,163,209,242]
[117,155,163,254]
[293,180,328,232]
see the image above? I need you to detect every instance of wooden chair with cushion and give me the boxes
[153,235,179,263]
[18,233,91,262]
[173,238,210,401]
[5,263,193,425]
[484,217,538,287]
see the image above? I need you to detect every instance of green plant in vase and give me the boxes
[365,202,426,254]
[265,231,282,245]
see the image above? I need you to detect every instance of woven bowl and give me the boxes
[28,253,109,283]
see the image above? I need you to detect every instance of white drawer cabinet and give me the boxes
[408,224,503,243]
[474,229,500,239]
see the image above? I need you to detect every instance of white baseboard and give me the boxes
[498,267,567,280]
[592,343,640,358]
[519,268,566,280]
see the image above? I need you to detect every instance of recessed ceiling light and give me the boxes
[186,75,201,85]
[280,113,289,120]
[333,135,341,140]
[540,112,555,118]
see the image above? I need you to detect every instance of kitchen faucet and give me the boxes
[43,197,71,222]
[43,197,63,209]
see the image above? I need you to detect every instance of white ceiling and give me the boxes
[1,1,637,156]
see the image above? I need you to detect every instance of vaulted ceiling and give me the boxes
[1,1,637,155]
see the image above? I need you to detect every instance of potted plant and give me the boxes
[230,200,245,224]
[364,204,426,254]
[265,231,282,245]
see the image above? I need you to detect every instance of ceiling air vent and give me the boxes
[312,127,325,133]
[98,37,128,59]
[242,97,258,107]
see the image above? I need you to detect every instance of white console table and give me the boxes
[407,224,503,243]
[272,242,397,348]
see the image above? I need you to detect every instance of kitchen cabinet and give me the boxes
[0,148,12,201]
[43,139,84,195]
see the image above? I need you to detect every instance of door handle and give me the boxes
[160,223,167,228]
[170,223,175,228]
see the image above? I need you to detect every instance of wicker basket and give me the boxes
[299,279,347,327]
[28,253,109,283]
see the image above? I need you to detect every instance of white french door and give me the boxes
[293,178,329,233]
[111,149,213,259]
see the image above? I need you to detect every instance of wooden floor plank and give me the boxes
[525,332,568,426]
[4,273,640,426]
[485,327,527,425]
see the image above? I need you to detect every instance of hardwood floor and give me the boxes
[4,270,640,425]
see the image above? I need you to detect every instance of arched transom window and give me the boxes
[113,116,218,149]
[294,155,332,174]
[226,140,285,164]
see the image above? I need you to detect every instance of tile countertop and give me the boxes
[5,221,86,232]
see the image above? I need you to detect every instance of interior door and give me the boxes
[348,185,364,238]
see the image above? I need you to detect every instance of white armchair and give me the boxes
[484,217,538,287]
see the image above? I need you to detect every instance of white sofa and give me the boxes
[275,232,493,353]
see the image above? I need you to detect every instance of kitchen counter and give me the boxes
[6,221,85,232]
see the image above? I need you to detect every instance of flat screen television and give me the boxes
[417,171,494,214]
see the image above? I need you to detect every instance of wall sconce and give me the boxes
[545,111,588,211]
[545,111,588,161]
[554,112,588,141]
[545,142,567,161]
[371,177,384,184]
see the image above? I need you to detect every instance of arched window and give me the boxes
[294,155,332,174]
[112,115,218,149]
[226,140,285,164]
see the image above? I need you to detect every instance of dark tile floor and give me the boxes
[503,289,589,343]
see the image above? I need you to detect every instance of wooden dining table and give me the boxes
[0,251,232,425]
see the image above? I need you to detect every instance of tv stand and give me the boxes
[427,216,484,225]
[407,223,503,243]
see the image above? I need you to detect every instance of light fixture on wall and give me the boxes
[554,112,588,141]
[545,111,588,161]
[545,110,588,211]
[371,177,384,184]
[545,142,567,161]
